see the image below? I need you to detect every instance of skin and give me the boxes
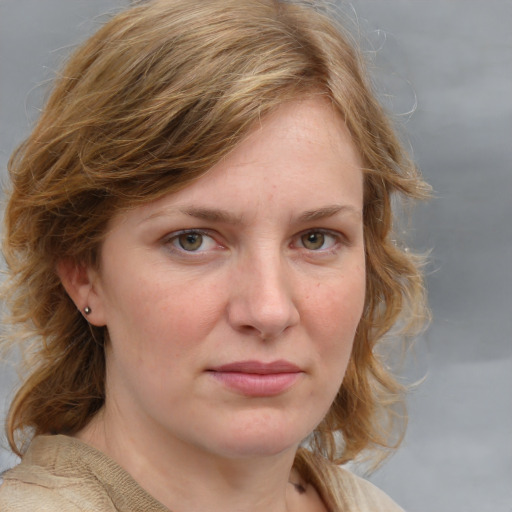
[60,97,366,512]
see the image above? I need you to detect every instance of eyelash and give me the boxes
[162,228,348,256]
[293,229,347,254]
[163,229,220,255]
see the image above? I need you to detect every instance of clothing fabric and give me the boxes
[0,435,403,511]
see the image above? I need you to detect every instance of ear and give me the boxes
[57,259,107,327]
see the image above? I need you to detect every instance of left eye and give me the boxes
[298,231,338,251]
[168,231,218,252]
[300,231,338,251]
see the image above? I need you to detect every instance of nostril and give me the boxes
[226,261,300,338]
[226,294,299,340]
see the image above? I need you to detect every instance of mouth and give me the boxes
[207,360,303,397]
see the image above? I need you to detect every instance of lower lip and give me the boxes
[208,371,302,397]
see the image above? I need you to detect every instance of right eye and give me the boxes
[165,230,218,253]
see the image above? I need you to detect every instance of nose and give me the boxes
[226,250,300,340]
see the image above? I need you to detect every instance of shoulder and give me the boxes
[295,449,404,512]
[0,477,86,512]
[0,435,118,512]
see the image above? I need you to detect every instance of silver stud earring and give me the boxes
[84,306,92,315]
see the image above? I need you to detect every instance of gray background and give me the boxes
[1,1,511,511]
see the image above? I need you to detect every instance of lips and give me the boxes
[211,360,302,374]
[207,360,303,397]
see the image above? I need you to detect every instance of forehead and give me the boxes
[117,97,363,227]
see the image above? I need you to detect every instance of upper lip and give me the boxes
[209,360,302,374]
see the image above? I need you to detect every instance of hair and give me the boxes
[2,0,429,472]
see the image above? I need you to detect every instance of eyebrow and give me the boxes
[142,204,361,225]
[298,204,362,222]
[142,206,244,225]
[178,206,244,224]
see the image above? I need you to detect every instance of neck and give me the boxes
[76,406,300,512]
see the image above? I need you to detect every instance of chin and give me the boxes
[208,416,312,459]
[215,436,300,460]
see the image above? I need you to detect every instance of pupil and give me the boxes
[179,233,202,250]
[303,232,324,250]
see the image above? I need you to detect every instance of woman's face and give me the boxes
[87,98,365,459]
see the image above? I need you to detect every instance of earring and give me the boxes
[84,306,92,315]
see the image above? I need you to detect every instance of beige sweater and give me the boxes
[0,435,403,511]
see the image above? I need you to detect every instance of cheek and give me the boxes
[297,270,365,430]
[103,270,224,363]
[102,275,223,407]
[302,265,366,390]
[304,268,366,342]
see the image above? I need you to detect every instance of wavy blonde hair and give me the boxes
[2,0,429,469]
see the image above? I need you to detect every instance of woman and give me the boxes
[0,0,429,510]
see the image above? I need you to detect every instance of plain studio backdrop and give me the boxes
[0,1,511,511]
